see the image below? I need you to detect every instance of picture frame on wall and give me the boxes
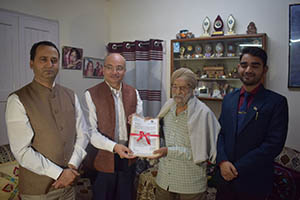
[62,46,83,70]
[83,57,104,79]
[288,4,300,88]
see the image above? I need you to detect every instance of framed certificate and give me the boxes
[129,115,160,158]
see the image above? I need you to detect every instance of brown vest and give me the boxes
[14,80,76,195]
[88,82,137,173]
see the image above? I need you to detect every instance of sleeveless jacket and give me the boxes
[88,82,137,172]
[14,80,76,195]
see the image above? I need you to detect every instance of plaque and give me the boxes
[227,14,235,35]
[202,16,211,36]
[129,115,160,158]
[173,42,180,53]
[194,45,203,58]
[204,43,213,57]
[215,42,224,57]
[227,43,236,57]
[212,15,224,36]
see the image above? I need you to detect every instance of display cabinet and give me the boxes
[171,33,267,101]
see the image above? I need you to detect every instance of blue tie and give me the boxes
[237,92,250,133]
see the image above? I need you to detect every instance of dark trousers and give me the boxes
[216,184,268,200]
[92,154,136,200]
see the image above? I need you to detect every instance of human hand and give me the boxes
[128,113,136,125]
[114,144,136,159]
[219,161,238,181]
[52,168,80,189]
[152,147,168,159]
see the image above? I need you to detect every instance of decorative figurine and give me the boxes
[247,22,257,34]
[227,14,235,35]
[212,15,224,36]
[176,29,195,39]
[202,17,211,37]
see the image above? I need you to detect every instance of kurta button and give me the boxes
[54,110,58,114]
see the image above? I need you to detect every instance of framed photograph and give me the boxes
[62,46,83,70]
[83,57,104,79]
[288,4,300,88]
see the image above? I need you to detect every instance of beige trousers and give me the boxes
[21,186,75,200]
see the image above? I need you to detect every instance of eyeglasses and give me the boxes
[171,85,190,91]
[104,65,125,72]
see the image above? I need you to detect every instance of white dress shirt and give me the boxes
[82,82,143,146]
[5,92,90,180]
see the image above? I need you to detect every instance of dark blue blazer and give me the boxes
[216,85,289,195]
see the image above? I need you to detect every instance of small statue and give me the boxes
[247,22,257,34]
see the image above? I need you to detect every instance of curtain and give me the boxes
[107,39,165,117]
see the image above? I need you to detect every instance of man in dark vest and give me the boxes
[5,41,90,199]
[82,53,143,200]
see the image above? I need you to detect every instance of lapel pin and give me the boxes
[253,106,258,120]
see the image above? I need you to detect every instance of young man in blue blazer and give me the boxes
[216,47,289,200]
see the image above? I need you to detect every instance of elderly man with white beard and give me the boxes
[153,68,220,200]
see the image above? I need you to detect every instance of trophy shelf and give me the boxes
[170,33,267,101]
[174,56,240,61]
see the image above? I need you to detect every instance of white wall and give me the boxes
[109,0,300,151]
[0,0,299,151]
[0,0,110,98]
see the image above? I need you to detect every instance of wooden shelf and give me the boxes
[170,33,267,102]
[174,56,239,61]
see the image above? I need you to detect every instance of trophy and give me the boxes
[227,14,235,35]
[212,15,224,36]
[180,46,185,58]
[215,42,224,57]
[186,45,193,59]
[202,17,211,37]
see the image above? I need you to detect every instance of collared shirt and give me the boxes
[5,86,90,180]
[238,84,262,110]
[82,81,143,145]
[156,104,207,194]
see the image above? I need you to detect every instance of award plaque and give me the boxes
[204,43,213,57]
[194,45,203,58]
[227,43,236,57]
[202,16,211,37]
[129,115,160,158]
[215,42,224,57]
[212,15,224,36]
[227,14,235,35]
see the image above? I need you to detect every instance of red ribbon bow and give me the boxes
[130,131,159,145]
